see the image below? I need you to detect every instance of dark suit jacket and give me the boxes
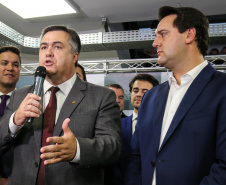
[0,135,13,178]
[126,63,226,185]
[121,115,133,182]
[0,77,122,185]
[121,115,132,158]
[104,115,132,185]
[0,108,13,179]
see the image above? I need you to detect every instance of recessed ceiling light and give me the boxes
[0,0,77,19]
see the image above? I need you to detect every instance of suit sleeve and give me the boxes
[200,102,226,184]
[0,86,33,154]
[76,89,122,166]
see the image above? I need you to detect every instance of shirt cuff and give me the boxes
[9,112,24,136]
[70,138,80,163]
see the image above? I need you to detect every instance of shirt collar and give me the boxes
[168,60,208,85]
[0,89,15,96]
[132,111,138,121]
[44,72,77,95]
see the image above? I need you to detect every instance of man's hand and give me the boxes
[40,118,77,165]
[14,93,42,126]
[0,178,9,185]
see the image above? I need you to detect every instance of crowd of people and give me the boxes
[208,46,226,55]
[0,5,226,185]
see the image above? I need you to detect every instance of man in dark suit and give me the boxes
[122,74,159,139]
[106,83,127,118]
[0,46,21,185]
[126,6,226,185]
[104,74,159,185]
[120,74,158,183]
[0,25,122,185]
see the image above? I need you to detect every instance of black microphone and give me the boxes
[27,66,46,123]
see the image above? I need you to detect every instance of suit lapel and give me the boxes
[152,82,169,153]
[122,115,133,148]
[53,78,86,136]
[159,63,215,152]
[31,114,43,161]
[24,85,44,161]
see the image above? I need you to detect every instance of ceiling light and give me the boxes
[0,0,77,19]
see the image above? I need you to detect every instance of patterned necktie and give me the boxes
[36,86,59,185]
[0,95,10,116]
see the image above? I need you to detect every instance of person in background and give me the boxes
[75,63,87,81]
[126,6,226,185]
[208,48,222,64]
[0,25,122,185]
[106,83,127,118]
[105,83,127,185]
[0,46,21,185]
[105,75,159,185]
[220,46,226,55]
[208,48,219,55]
[120,74,159,183]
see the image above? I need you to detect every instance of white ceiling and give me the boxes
[0,0,226,37]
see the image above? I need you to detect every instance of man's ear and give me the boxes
[73,53,79,64]
[185,28,196,44]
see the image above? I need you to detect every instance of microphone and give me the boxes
[27,66,46,123]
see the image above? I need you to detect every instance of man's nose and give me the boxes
[137,90,143,97]
[6,63,13,70]
[46,47,54,57]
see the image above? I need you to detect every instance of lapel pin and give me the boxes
[72,101,76,104]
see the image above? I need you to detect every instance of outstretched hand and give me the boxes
[40,118,77,165]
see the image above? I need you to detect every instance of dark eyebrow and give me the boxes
[0,60,20,64]
[13,61,20,64]
[156,29,168,34]
[142,88,149,91]
[133,87,139,91]
[40,41,63,46]
[155,29,169,36]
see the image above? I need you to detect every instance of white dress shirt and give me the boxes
[0,91,14,105]
[152,60,208,185]
[43,73,76,123]
[132,111,138,134]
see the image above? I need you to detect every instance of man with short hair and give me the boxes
[220,46,226,55]
[0,46,21,185]
[75,63,87,81]
[120,74,159,183]
[0,25,122,185]
[106,83,127,118]
[124,74,159,134]
[126,6,226,185]
[0,46,21,98]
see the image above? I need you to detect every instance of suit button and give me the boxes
[35,162,39,168]
[4,135,12,142]
[158,160,165,163]
[150,161,155,167]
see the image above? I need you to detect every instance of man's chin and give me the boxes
[2,82,17,88]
